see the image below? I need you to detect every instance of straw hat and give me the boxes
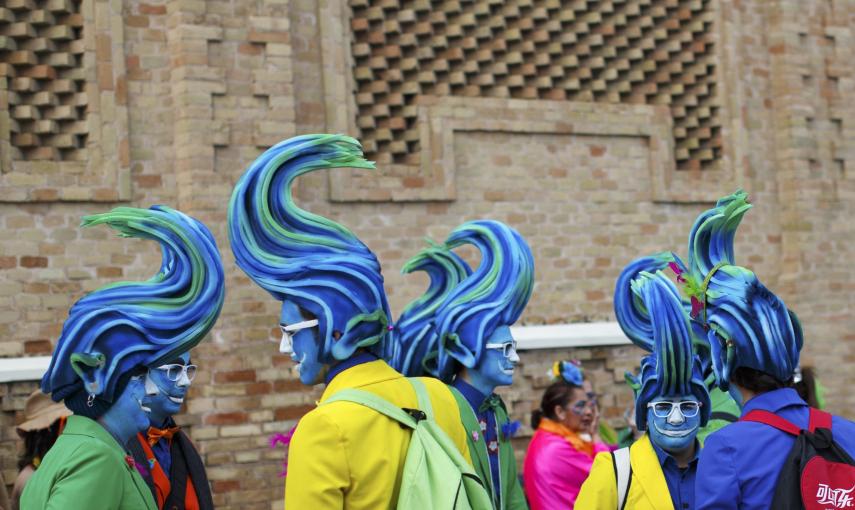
[16,390,72,436]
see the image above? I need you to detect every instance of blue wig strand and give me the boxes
[392,241,472,377]
[42,206,225,403]
[228,134,392,362]
[434,220,535,383]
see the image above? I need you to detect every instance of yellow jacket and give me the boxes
[575,433,674,510]
[284,359,472,509]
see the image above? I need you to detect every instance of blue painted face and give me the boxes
[279,300,324,385]
[143,352,192,427]
[99,373,151,445]
[646,393,701,454]
[467,326,519,395]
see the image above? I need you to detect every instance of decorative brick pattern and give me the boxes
[1,2,855,509]
[1,0,87,161]
[349,0,721,171]
[0,0,131,202]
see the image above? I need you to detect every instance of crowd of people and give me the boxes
[6,134,855,509]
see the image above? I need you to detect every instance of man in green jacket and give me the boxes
[21,206,225,510]
[391,221,535,510]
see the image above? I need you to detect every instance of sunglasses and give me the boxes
[484,340,518,358]
[647,400,702,418]
[156,364,197,382]
[277,319,319,352]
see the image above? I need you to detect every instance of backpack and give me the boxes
[323,378,493,510]
[741,408,855,510]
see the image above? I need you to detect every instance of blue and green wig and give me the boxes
[615,267,711,432]
[228,134,392,362]
[42,206,225,417]
[391,240,472,377]
[682,190,803,388]
[433,220,535,383]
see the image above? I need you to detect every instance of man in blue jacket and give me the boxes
[690,191,855,509]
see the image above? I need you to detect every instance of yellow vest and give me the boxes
[284,359,472,509]
[575,433,674,510]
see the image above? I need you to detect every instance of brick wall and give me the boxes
[2,1,854,508]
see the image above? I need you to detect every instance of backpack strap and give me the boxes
[807,408,832,432]
[611,447,632,510]
[323,389,418,429]
[741,410,801,435]
[407,378,435,421]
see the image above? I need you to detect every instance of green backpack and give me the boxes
[323,378,493,510]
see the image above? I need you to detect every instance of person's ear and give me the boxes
[554,404,566,421]
[71,352,107,395]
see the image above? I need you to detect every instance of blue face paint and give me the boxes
[646,393,701,454]
[466,326,519,395]
[98,374,151,447]
[280,300,325,385]
[143,352,192,427]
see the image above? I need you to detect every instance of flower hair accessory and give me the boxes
[550,360,584,386]
[669,261,727,323]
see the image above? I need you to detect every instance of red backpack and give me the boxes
[741,408,855,510]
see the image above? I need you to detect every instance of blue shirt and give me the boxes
[451,378,502,507]
[651,439,699,510]
[696,388,855,509]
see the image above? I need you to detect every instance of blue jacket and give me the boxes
[696,388,855,509]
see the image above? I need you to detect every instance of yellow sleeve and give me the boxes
[284,409,348,510]
[575,451,617,510]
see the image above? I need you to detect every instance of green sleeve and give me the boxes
[506,467,529,510]
[44,444,125,510]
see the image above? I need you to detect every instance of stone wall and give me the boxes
[1,1,854,508]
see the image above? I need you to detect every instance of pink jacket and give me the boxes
[523,428,612,510]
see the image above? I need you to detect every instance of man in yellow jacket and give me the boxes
[228,134,471,509]
[577,255,712,510]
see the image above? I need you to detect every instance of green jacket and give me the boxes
[450,388,528,510]
[20,415,157,510]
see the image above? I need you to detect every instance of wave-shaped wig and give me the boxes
[228,134,392,362]
[685,191,802,388]
[434,220,535,383]
[43,206,225,405]
[391,240,472,377]
[618,190,803,393]
[615,270,711,431]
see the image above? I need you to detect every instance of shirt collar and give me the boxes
[451,377,489,410]
[741,387,806,416]
[650,437,700,469]
[324,351,378,385]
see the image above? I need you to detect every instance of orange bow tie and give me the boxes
[147,425,180,446]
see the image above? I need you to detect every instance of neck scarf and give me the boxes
[537,417,594,456]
